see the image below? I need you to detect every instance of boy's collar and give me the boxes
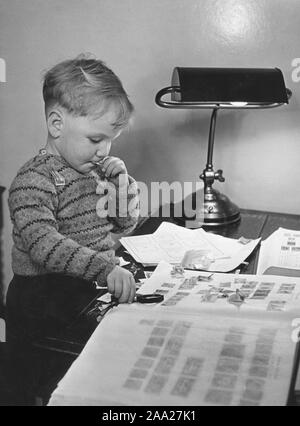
[38,148,70,168]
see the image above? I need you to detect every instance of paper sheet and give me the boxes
[120,222,224,265]
[203,232,260,273]
[137,261,300,316]
[120,222,260,272]
[256,227,300,398]
[257,228,300,275]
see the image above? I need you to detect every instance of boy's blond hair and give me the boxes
[43,54,134,129]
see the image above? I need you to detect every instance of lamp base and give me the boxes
[173,188,241,228]
[202,188,241,227]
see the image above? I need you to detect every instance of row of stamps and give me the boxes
[123,319,192,394]
[204,327,277,405]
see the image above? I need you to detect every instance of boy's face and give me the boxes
[53,107,122,174]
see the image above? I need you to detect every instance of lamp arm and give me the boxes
[155,86,181,108]
[207,108,218,169]
[155,86,292,109]
[155,87,224,109]
[200,108,225,192]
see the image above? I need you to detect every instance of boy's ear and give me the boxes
[47,109,64,138]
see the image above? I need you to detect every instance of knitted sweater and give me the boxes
[8,151,139,284]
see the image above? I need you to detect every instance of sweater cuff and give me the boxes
[96,257,120,286]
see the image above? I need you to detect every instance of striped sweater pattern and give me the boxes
[8,152,139,284]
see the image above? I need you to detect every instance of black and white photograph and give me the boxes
[0,0,300,409]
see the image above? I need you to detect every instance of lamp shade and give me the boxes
[171,67,289,105]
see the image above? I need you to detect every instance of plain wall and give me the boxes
[1,0,300,299]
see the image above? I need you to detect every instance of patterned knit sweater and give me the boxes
[8,151,139,284]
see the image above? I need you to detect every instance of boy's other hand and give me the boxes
[107,265,136,303]
[100,156,129,187]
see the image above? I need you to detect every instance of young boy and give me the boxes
[6,55,139,404]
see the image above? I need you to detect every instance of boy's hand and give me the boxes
[107,265,136,303]
[100,156,129,187]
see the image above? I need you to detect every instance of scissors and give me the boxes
[95,293,164,322]
[110,293,164,306]
[135,293,164,303]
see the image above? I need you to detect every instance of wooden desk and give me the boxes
[35,208,300,354]
[33,208,300,403]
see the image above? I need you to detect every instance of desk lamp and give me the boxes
[155,68,291,227]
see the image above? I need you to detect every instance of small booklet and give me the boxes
[49,262,299,406]
[257,227,300,275]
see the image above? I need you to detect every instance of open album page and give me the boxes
[48,306,296,406]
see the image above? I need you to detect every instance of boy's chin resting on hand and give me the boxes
[107,265,136,303]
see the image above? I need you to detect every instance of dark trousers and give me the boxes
[5,274,97,405]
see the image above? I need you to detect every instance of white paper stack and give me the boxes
[120,222,260,272]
